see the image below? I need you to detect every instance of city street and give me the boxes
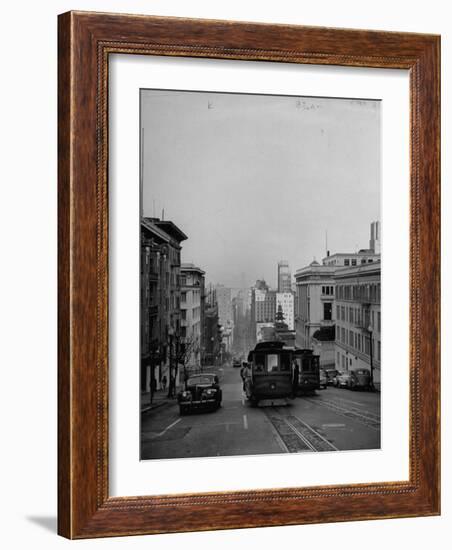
[140,364,381,460]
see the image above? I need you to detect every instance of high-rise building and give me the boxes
[276,292,294,330]
[255,289,277,323]
[370,221,381,253]
[180,264,205,373]
[215,284,233,328]
[215,284,234,353]
[277,260,292,293]
[250,278,297,345]
[203,286,221,366]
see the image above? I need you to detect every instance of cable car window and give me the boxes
[302,357,315,372]
[280,353,291,371]
[253,353,265,373]
[266,354,279,372]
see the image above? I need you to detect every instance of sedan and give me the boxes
[324,369,340,386]
[177,373,222,415]
[334,371,355,388]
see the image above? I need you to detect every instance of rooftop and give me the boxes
[142,217,188,243]
[141,218,171,243]
[294,263,336,280]
[181,263,206,275]
[333,260,381,279]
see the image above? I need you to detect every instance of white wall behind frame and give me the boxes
[1,1,448,550]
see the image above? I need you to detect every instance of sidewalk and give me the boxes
[140,389,174,413]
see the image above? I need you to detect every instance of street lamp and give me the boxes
[367,325,375,391]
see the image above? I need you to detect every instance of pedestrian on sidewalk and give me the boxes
[161,375,167,392]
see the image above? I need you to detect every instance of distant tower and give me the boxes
[277,261,292,293]
[370,221,381,254]
[275,304,285,323]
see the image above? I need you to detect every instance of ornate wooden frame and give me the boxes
[58,11,440,539]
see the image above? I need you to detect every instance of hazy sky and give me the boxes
[141,89,380,289]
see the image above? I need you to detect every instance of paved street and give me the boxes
[141,364,380,460]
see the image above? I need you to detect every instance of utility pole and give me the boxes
[367,324,375,391]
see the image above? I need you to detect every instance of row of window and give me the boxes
[336,326,381,360]
[180,322,201,339]
[336,346,381,372]
[180,275,203,287]
[336,305,381,332]
[181,306,201,321]
[336,283,381,303]
[181,289,202,303]
[344,257,375,266]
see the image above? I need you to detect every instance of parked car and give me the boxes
[334,371,355,388]
[232,359,242,368]
[319,369,328,389]
[330,370,342,387]
[335,369,372,390]
[324,369,339,386]
[177,373,222,415]
[352,368,372,390]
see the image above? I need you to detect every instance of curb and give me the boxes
[141,399,172,414]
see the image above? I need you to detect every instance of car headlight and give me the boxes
[181,391,192,399]
[203,388,217,397]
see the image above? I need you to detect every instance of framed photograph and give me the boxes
[58,11,440,538]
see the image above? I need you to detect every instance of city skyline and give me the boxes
[141,90,380,289]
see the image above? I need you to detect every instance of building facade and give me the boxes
[370,221,381,254]
[180,264,205,374]
[255,289,277,323]
[202,286,221,366]
[232,292,252,358]
[334,262,381,388]
[294,222,381,372]
[294,261,336,367]
[277,260,292,293]
[215,284,233,328]
[140,217,187,393]
[215,284,234,354]
[322,250,380,268]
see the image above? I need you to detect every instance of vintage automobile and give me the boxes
[334,369,372,390]
[319,369,328,389]
[352,368,372,390]
[177,373,222,415]
[232,358,242,368]
[334,371,354,388]
[324,368,340,386]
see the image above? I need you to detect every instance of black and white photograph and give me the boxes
[140,89,381,460]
